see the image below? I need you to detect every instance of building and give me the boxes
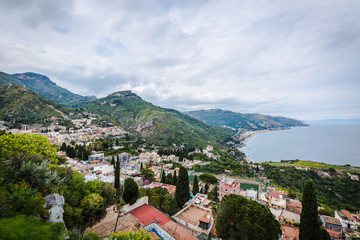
[218,177,241,201]
[172,204,214,237]
[335,210,356,230]
[280,210,301,225]
[88,152,104,161]
[281,224,299,240]
[320,215,343,231]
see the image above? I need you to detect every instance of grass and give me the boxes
[263,160,360,172]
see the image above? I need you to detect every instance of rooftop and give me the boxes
[130,204,171,226]
[162,221,198,240]
[174,205,212,227]
[322,215,342,226]
[340,210,355,220]
[281,225,299,240]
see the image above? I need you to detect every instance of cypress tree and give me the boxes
[299,180,329,240]
[175,167,190,207]
[123,178,139,205]
[166,172,173,185]
[193,175,199,195]
[110,156,115,165]
[140,162,143,171]
[161,169,166,183]
[173,171,177,185]
[114,156,120,190]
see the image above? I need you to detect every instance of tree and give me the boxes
[215,194,281,240]
[175,167,190,207]
[199,173,218,184]
[140,162,144,171]
[123,178,139,205]
[161,169,166,183]
[0,215,65,240]
[193,175,199,195]
[110,156,115,166]
[299,181,330,240]
[173,171,177,185]
[204,183,209,193]
[166,172,173,185]
[141,168,155,183]
[80,193,104,214]
[115,157,120,190]
[0,133,58,166]
[111,229,154,240]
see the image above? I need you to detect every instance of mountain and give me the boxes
[79,91,235,147]
[185,109,308,131]
[0,84,69,126]
[0,71,96,107]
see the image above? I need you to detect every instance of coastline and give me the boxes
[238,128,290,163]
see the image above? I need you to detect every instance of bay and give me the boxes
[241,120,360,167]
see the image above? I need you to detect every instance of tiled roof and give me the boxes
[130,204,171,226]
[322,215,342,226]
[341,210,354,220]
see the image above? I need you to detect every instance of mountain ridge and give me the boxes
[185,109,308,131]
[0,71,96,107]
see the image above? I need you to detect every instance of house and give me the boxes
[286,199,302,214]
[335,210,356,230]
[218,177,241,201]
[172,204,214,237]
[280,210,301,225]
[88,152,104,161]
[320,215,343,231]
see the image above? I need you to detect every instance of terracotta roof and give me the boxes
[199,214,212,223]
[130,204,171,226]
[341,210,354,220]
[322,215,342,226]
[281,224,299,240]
[324,227,342,239]
[269,191,280,198]
[162,221,198,240]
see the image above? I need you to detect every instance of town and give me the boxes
[1,116,359,240]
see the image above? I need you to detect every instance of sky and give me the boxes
[0,0,359,121]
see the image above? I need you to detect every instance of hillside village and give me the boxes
[1,118,359,240]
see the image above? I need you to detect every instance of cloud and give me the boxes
[0,0,359,120]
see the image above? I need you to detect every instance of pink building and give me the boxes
[218,177,241,201]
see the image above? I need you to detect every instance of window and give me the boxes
[225,189,227,192]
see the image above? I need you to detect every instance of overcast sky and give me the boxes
[0,0,359,121]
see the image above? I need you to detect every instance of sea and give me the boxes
[241,120,360,167]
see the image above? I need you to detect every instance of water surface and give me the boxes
[241,121,360,167]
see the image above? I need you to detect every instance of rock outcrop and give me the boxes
[44,193,65,223]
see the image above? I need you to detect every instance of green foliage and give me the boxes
[123,178,139,205]
[161,169,166,183]
[299,181,325,240]
[0,84,69,124]
[115,157,120,190]
[318,208,334,217]
[215,194,281,240]
[139,187,180,215]
[193,175,199,195]
[0,215,65,240]
[0,133,57,164]
[79,91,234,147]
[264,164,360,211]
[80,193,104,214]
[83,231,101,240]
[199,173,218,184]
[175,167,190,207]
[111,229,154,239]
[141,168,155,183]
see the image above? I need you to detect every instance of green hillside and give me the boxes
[186,109,308,130]
[0,84,69,125]
[80,91,235,147]
[0,71,96,107]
